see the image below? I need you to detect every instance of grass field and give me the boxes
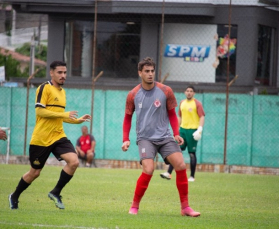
[0,164,279,229]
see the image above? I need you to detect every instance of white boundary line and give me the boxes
[0,222,120,229]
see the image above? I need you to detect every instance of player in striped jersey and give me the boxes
[9,61,91,210]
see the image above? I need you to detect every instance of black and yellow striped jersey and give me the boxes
[30,81,68,146]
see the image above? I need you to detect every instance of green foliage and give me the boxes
[15,43,47,62]
[15,43,47,77]
[260,88,268,95]
[0,43,47,80]
[1,164,279,229]
[0,53,28,80]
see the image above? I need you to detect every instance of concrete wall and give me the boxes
[46,15,65,74]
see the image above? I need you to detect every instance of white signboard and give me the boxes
[0,66,5,82]
[162,24,217,83]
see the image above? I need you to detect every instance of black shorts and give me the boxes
[29,137,76,169]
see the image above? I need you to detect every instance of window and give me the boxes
[215,25,238,83]
[256,25,274,85]
[64,20,140,78]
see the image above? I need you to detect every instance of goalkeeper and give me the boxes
[160,85,205,182]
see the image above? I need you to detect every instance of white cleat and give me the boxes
[160,172,172,180]
[188,176,195,182]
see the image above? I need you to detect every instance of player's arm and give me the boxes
[87,135,96,153]
[193,101,205,141]
[37,107,89,123]
[36,107,72,119]
[177,100,183,125]
[75,145,84,154]
[89,140,96,153]
[199,115,205,127]
[164,88,183,145]
[197,101,205,128]
[168,108,179,136]
[122,92,135,151]
[193,116,204,141]
[168,108,183,145]
[63,114,91,124]
[177,116,182,125]
[75,137,83,154]
[164,87,179,135]
[122,113,132,151]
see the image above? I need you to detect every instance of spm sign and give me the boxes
[164,44,211,62]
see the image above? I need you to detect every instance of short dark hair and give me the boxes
[138,57,156,71]
[50,61,66,70]
[186,85,195,92]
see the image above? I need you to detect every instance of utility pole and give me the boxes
[38,15,42,47]
[29,36,35,76]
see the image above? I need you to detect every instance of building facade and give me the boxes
[5,0,279,94]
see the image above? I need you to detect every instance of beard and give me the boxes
[58,78,65,86]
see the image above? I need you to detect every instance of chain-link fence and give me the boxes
[1,0,279,168]
[1,86,279,168]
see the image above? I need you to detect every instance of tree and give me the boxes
[15,43,47,62]
[0,54,28,80]
[15,42,47,78]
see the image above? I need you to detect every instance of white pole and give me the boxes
[29,37,35,76]
[11,9,16,45]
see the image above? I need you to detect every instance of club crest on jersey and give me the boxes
[138,102,142,108]
[154,99,161,107]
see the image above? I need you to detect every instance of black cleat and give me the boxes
[48,192,65,209]
[9,194,19,209]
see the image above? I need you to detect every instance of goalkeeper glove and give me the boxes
[193,126,203,141]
